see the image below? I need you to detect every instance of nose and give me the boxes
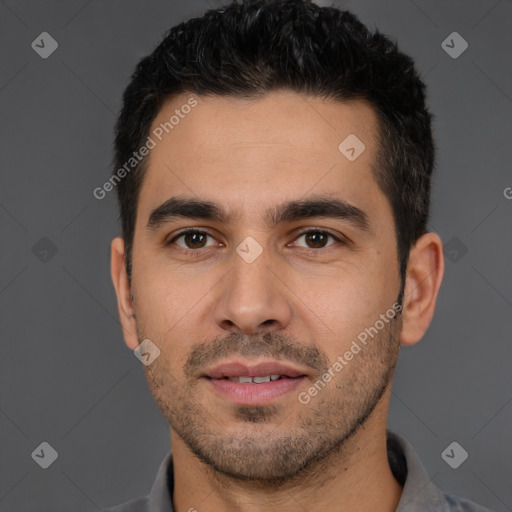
[213,245,292,336]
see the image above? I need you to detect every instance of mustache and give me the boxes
[184,331,330,378]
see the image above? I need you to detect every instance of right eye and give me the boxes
[166,229,220,252]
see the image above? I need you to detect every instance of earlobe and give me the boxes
[110,237,140,350]
[400,232,445,346]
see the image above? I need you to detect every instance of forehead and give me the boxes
[136,90,388,228]
[149,90,378,156]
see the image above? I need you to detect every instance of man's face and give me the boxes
[129,91,403,482]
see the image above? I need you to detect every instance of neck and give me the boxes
[171,390,402,512]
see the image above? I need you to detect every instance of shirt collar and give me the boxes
[147,430,451,512]
[387,430,450,511]
[147,450,174,512]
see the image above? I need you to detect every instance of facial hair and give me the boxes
[140,312,402,486]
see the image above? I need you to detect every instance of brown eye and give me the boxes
[183,232,207,249]
[168,230,216,250]
[305,231,329,248]
[294,230,340,249]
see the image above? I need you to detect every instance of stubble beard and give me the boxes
[141,317,401,486]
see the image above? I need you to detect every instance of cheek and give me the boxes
[301,260,394,357]
[132,270,183,341]
[132,267,212,362]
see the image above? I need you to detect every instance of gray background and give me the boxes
[1,0,511,510]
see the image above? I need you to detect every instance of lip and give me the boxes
[202,359,309,406]
[203,360,308,379]
[206,375,307,406]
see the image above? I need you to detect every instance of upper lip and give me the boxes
[203,360,309,379]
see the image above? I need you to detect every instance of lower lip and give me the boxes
[206,377,307,406]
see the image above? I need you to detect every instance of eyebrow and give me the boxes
[146,194,371,233]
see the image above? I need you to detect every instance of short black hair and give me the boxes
[113,0,435,292]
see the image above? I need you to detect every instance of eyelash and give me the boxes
[165,228,344,256]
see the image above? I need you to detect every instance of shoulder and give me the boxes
[387,430,497,512]
[102,496,149,512]
[444,493,497,512]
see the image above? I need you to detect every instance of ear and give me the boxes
[400,232,445,346]
[110,237,140,350]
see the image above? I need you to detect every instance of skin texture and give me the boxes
[111,90,444,512]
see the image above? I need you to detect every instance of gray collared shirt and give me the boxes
[103,430,495,512]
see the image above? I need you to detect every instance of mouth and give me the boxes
[221,374,296,383]
[203,360,308,379]
[202,360,309,406]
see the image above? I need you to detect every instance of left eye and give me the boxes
[292,230,340,249]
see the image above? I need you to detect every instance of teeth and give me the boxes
[252,375,271,383]
[227,374,283,383]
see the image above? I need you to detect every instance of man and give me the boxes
[107,0,494,510]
